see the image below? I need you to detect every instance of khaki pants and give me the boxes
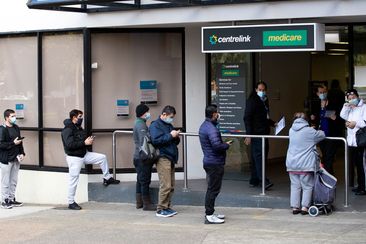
[156,157,175,210]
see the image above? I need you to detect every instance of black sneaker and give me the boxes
[9,198,23,207]
[1,199,13,209]
[68,202,82,210]
[103,177,120,186]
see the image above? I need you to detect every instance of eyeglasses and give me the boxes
[346,91,357,96]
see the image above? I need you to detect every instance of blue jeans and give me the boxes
[133,158,154,196]
[250,138,270,185]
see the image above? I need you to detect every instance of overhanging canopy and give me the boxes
[27,0,294,13]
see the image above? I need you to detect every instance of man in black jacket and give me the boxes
[0,109,25,209]
[310,83,344,175]
[244,82,275,189]
[61,109,120,210]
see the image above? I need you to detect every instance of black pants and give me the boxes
[133,158,154,196]
[250,138,270,185]
[349,146,365,190]
[204,165,224,216]
[319,139,339,175]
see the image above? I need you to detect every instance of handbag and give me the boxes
[356,126,366,147]
[139,135,159,163]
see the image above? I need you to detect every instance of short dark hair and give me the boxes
[255,81,267,90]
[4,109,15,119]
[317,84,328,90]
[346,88,359,97]
[161,105,176,116]
[205,104,218,118]
[69,109,83,119]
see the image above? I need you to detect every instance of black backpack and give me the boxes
[139,135,159,163]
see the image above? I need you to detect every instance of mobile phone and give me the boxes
[226,140,233,144]
[19,136,25,140]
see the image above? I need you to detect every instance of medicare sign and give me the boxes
[202,23,324,53]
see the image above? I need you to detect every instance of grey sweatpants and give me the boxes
[1,161,20,202]
[66,151,112,204]
[289,173,314,209]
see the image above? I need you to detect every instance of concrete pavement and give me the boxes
[1,202,366,243]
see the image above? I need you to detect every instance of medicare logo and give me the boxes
[209,35,218,45]
[209,34,251,45]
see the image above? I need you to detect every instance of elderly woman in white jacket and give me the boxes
[286,112,325,215]
[340,88,366,195]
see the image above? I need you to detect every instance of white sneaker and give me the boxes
[205,215,225,224]
[213,213,225,219]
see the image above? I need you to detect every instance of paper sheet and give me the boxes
[275,116,285,135]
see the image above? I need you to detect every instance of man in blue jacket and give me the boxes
[199,105,232,224]
[150,105,180,217]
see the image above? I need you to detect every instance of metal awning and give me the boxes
[27,0,292,13]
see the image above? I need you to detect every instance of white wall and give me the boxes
[185,26,207,179]
[15,170,88,204]
[1,0,366,32]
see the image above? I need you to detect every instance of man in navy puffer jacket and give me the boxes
[199,105,232,224]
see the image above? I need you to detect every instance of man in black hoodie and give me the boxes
[0,109,25,209]
[61,109,120,210]
[244,82,275,189]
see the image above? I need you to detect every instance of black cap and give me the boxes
[136,104,149,117]
[345,88,359,97]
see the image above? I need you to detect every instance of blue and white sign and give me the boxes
[15,104,25,119]
[116,100,129,117]
[140,80,157,104]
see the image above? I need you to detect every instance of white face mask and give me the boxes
[217,113,221,120]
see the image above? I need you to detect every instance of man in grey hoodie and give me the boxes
[286,112,325,215]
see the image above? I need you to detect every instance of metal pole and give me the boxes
[261,137,266,195]
[112,131,117,180]
[344,138,349,207]
[183,134,189,192]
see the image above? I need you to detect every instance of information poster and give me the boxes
[15,104,24,119]
[212,64,246,133]
[140,80,157,104]
[116,99,129,116]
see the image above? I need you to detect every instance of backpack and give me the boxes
[139,135,159,163]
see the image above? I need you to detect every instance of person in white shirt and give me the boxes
[340,89,366,195]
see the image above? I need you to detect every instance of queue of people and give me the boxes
[1,84,366,222]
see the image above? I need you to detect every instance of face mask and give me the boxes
[257,91,265,98]
[163,117,174,124]
[144,113,151,121]
[349,98,359,106]
[9,117,16,124]
[77,118,83,126]
[216,113,221,120]
[319,93,327,100]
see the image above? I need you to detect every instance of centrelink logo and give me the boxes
[209,35,218,45]
[209,34,251,45]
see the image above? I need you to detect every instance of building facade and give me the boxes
[0,0,365,204]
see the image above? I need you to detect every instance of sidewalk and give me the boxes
[1,202,366,243]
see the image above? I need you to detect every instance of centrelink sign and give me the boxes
[202,23,325,53]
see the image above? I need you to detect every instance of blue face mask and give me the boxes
[257,91,267,101]
[319,93,327,100]
[163,117,174,124]
[9,117,16,125]
[349,98,359,106]
[144,113,151,121]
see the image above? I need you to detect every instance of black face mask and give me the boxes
[76,118,83,126]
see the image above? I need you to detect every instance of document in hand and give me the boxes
[275,116,285,135]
